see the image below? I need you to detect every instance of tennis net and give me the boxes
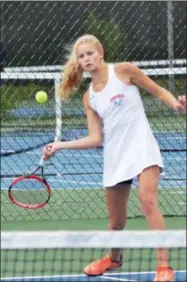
[1,230,186,282]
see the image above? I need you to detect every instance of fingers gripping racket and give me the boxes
[8,157,51,209]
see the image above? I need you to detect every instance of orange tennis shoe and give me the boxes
[84,254,123,276]
[154,265,175,282]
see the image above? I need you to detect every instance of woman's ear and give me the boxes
[99,47,104,59]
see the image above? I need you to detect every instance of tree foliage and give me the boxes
[83,12,127,62]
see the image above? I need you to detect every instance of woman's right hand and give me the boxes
[42,141,64,160]
[42,144,54,160]
[42,143,56,160]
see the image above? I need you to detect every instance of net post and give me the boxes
[167,1,175,94]
[54,78,62,142]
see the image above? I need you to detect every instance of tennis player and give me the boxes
[43,35,186,282]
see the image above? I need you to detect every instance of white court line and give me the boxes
[26,151,186,161]
[1,186,104,191]
[178,202,186,206]
[102,276,136,281]
[0,177,102,186]
[25,151,102,159]
[169,191,186,194]
[49,179,102,186]
[106,271,186,275]
[0,274,86,280]
[1,187,186,193]
[166,157,186,161]
[166,136,186,140]
[60,152,102,159]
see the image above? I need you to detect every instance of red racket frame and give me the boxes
[8,174,51,209]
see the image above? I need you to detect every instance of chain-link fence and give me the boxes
[1,1,186,222]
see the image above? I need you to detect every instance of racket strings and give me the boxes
[10,178,49,205]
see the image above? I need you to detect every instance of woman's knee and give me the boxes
[138,166,160,216]
[139,192,158,216]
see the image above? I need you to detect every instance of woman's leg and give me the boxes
[84,180,131,276]
[138,165,168,265]
[105,181,131,261]
[138,165,175,281]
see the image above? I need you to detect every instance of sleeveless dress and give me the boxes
[89,64,164,187]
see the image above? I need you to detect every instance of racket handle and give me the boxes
[39,156,44,167]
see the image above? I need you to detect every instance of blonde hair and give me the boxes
[59,34,103,100]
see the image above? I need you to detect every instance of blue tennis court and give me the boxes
[1,133,186,189]
[1,149,186,188]
[1,271,186,282]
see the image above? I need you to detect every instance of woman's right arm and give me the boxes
[43,91,102,159]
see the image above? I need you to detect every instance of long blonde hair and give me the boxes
[59,34,103,100]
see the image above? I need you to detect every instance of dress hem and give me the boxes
[103,163,164,188]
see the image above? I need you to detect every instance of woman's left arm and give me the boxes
[122,63,186,112]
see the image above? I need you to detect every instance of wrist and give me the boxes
[55,142,64,152]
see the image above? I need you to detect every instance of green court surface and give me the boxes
[1,186,186,231]
[1,186,186,223]
[1,216,186,232]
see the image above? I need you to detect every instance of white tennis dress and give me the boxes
[89,64,164,187]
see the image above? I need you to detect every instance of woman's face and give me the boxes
[76,42,103,72]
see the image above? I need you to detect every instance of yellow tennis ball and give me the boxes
[35,91,48,104]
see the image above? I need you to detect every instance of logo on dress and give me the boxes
[110,94,125,107]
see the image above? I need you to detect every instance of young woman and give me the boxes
[42,34,186,282]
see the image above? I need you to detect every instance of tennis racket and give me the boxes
[8,157,51,209]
